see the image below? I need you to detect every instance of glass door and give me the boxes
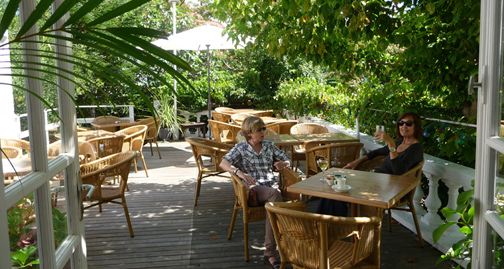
[474,0,504,268]
[0,0,86,268]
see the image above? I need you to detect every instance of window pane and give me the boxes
[8,193,39,268]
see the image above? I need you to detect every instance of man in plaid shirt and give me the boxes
[220,116,291,269]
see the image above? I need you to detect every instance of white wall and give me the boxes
[0,31,19,139]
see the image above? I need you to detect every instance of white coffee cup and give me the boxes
[337,177,346,189]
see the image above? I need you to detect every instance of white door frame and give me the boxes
[474,0,504,268]
[0,0,87,268]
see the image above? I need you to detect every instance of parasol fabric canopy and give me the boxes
[152,25,251,119]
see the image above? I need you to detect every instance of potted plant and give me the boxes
[153,89,185,140]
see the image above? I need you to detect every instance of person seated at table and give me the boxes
[317,111,424,216]
[220,116,291,269]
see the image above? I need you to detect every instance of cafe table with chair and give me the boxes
[286,167,422,264]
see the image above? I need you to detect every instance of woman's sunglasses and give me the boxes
[257,127,267,132]
[397,120,414,127]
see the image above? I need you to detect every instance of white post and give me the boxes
[170,0,179,139]
[420,173,444,226]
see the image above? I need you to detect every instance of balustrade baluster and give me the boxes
[420,172,444,226]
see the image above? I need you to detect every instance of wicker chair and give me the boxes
[266,120,299,135]
[208,119,242,143]
[279,168,303,202]
[356,156,425,246]
[87,135,125,158]
[228,174,267,261]
[355,156,386,172]
[186,138,233,206]
[91,116,122,132]
[265,202,381,269]
[1,138,30,157]
[387,160,425,247]
[248,110,274,117]
[230,113,251,126]
[116,125,149,177]
[47,140,98,164]
[142,117,162,159]
[305,142,364,177]
[290,123,328,171]
[212,111,233,123]
[1,146,22,159]
[80,151,137,237]
[215,107,234,113]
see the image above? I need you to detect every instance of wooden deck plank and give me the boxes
[77,139,456,268]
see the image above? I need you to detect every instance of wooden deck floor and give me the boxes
[81,139,457,268]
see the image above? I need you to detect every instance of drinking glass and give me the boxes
[317,157,329,180]
[374,125,385,144]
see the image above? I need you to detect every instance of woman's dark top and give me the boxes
[366,138,424,175]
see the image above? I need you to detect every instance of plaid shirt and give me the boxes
[223,140,290,187]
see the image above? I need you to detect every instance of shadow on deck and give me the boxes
[82,140,456,268]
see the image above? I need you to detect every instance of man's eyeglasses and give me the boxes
[397,120,414,127]
[257,127,267,132]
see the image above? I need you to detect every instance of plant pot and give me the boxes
[158,128,169,140]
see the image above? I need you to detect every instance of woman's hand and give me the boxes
[343,160,358,170]
[274,160,290,171]
[237,170,256,185]
[374,131,393,145]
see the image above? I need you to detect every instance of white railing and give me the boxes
[292,114,476,265]
[16,105,135,142]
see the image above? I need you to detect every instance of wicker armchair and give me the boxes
[279,168,303,202]
[356,156,425,246]
[87,135,125,158]
[228,174,267,261]
[142,117,162,159]
[266,120,299,135]
[116,125,148,177]
[212,111,232,123]
[305,142,364,177]
[387,160,425,247]
[47,140,98,164]
[355,156,386,172]
[91,116,122,132]
[186,138,233,206]
[290,123,328,171]
[215,107,234,113]
[1,146,22,159]
[230,113,251,125]
[248,110,273,117]
[80,151,137,237]
[265,202,381,269]
[208,119,242,143]
[1,138,30,157]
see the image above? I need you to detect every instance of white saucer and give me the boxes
[331,185,351,192]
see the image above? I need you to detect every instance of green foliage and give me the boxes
[3,0,193,120]
[433,189,474,268]
[214,0,479,167]
[11,245,39,268]
[52,208,68,248]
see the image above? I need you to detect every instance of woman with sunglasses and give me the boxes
[343,111,423,174]
[316,112,424,217]
[220,116,291,269]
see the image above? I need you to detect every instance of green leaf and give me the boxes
[426,3,436,15]
[459,225,472,235]
[63,0,107,27]
[0,0,22,38]
[86,0,151,27]
[440,207,457,219]
[16,0,54,39]
[432,221,456,243]
[40,0,80,31]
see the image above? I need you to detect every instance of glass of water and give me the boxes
[375,125,385,144]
